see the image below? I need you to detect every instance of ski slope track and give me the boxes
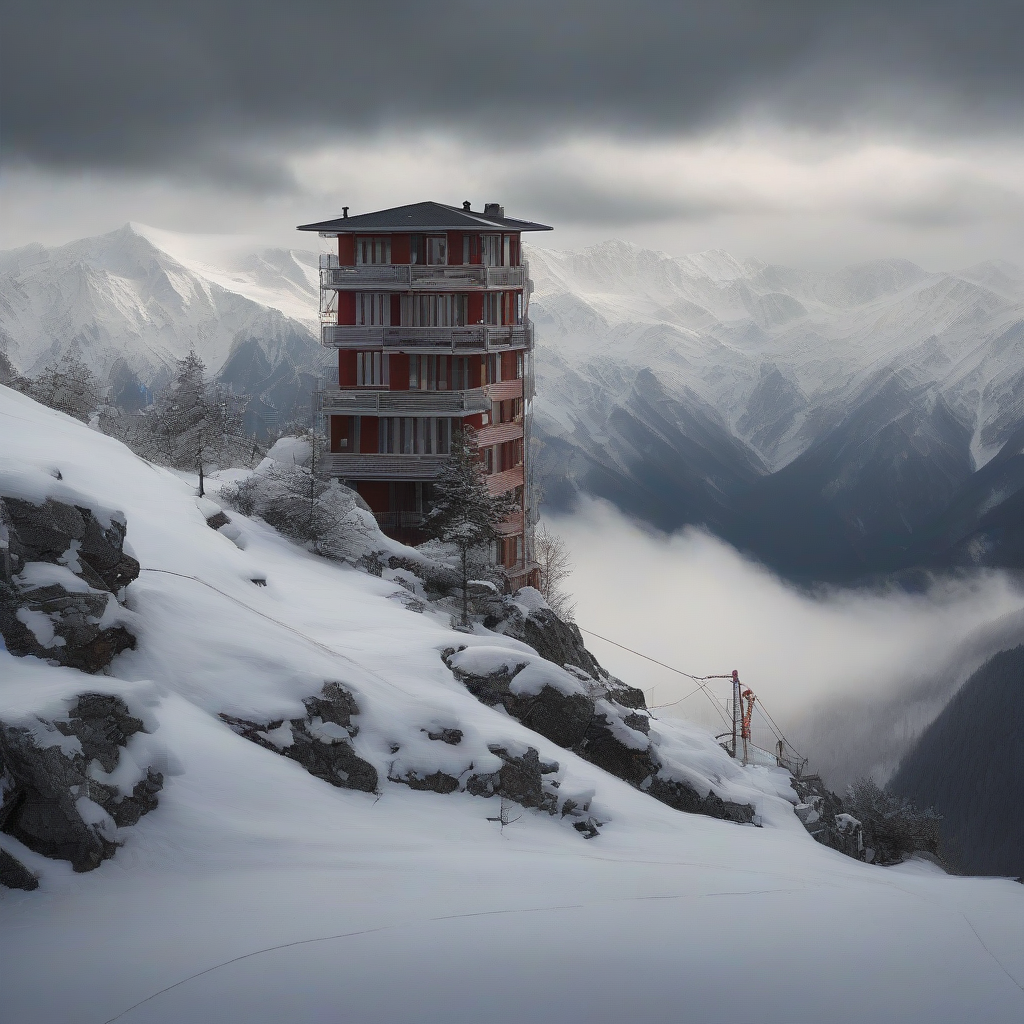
[1,387,1022,1023]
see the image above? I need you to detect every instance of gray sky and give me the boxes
[3,1,1023,268]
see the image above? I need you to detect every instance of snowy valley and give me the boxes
[2,387,1023,1023]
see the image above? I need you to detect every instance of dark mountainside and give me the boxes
[537,367,765,537]
[888,644,1024,878]
[537,388,1024,585]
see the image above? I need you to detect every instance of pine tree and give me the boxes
[11,351,105,423]
[149,350,251,496]
[423,427,518,625]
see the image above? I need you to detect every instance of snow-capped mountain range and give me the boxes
[0,224,324,433]
[528,242,1024,579]
[2,225,1022,580]
[529,241,1024,471]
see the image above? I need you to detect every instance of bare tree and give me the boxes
[535,523,576,620]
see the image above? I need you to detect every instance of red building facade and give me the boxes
[297,201,552,589]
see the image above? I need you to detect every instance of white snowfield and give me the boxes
[1,387,1022,1024]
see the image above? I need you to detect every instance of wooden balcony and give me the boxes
[318,387,492,417]
[321,323,533,353]
[482,378,523,401]
[495,510,525,536]
[319,257,527,291]
[486,465,524,495]
[476,420,524,447]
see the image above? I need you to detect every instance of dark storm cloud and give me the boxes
[2,0,1022,191]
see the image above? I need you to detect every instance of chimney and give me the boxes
[462,200,472,211]
[483,203,504,218]
[342,207,349,219]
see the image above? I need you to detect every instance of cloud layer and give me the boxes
[4,1,1023,186]
[550,501,1024,785]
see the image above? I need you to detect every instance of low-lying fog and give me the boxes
[550,500,1024,790]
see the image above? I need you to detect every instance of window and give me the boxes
[409,355,451,391]
[452,356,470,391]
[482,293,499,325]
[485,354,501,384]
[355,237,391,265]
[378,417,454,454]
[481,234,501,267]
[356,293,390,326]
[401,293,467,327]
[426,235,447,265]
[356,352,388,387]
[503,234,511,267]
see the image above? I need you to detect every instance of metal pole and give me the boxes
[731,670,740,758]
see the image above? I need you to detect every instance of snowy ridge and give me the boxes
[2,387,1023,1023]
[0,224,320,386]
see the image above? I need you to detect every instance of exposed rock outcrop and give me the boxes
[0,694,163,879]
[465,745,561,814]
[485,589,646,709]
[0,848,38,890]
[221,681,379,794]
[0,495,139,672]
[443,643,757,826]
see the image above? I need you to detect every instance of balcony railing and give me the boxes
[325,454,449,480]
[317,377,522,414]
[317,387,492,417]
[319,256,527,291]
[373,511,424,531]
[321,323,533,352]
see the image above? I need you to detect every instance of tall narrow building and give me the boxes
[298,201,552,589]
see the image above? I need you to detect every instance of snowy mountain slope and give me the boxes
[2,388,1023,1023]
[0,224,322,391]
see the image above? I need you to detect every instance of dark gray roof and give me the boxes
[297,201,552,234]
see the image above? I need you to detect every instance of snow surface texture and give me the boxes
[2,387,1023,1023]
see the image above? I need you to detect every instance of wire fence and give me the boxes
[578,626,807,774]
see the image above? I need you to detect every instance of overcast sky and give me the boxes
[3,1,1023,268]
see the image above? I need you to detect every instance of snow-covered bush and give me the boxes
[220,431,382,562]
